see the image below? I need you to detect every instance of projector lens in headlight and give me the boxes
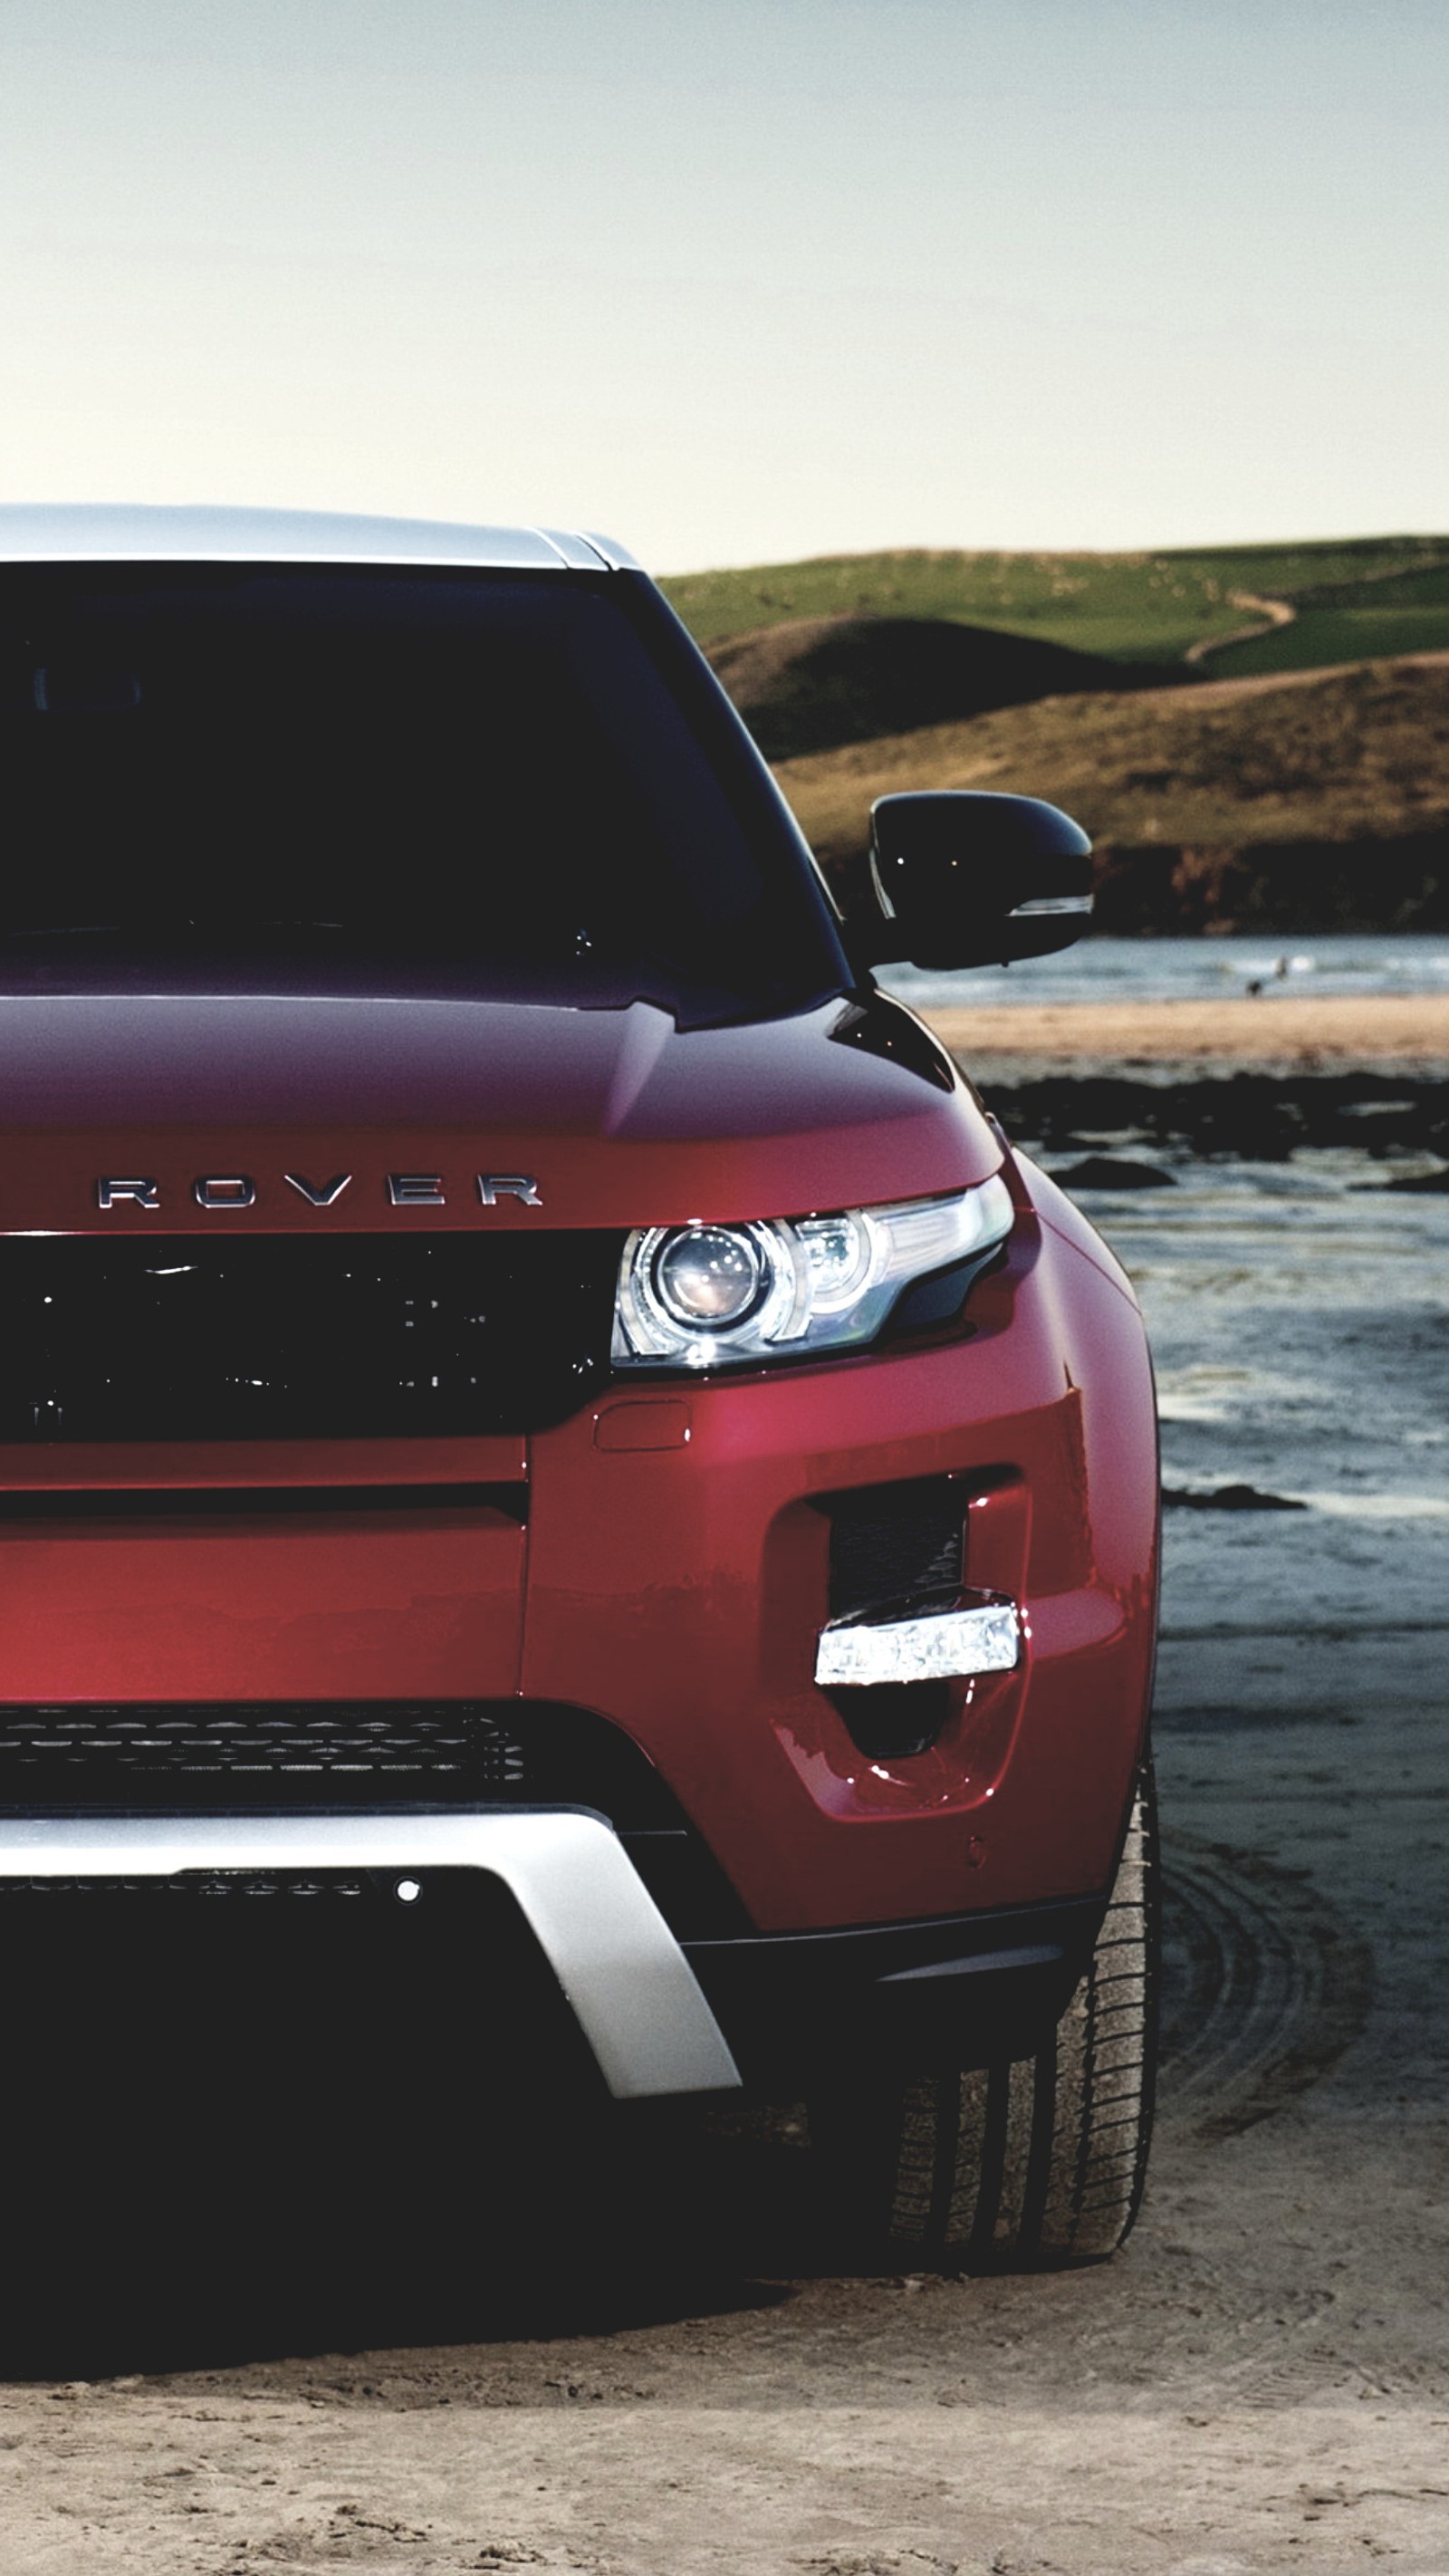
[612,1173,1013,1370]
[653,1226,766,1327]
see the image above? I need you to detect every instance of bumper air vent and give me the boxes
[826,1475,966,1621]
[822,1475,967,1760]
[0,1698,524,1795]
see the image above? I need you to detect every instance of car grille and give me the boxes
[0,1232,623,1440]
[0,1697,750,1937]
[0,1698,526,1793]
[0,1697,645,1807]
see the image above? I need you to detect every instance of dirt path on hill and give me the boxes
[1185,588,1298,667]
[0,1149,1446,2575]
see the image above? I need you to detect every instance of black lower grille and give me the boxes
[0,1699,525,1791]
[0,1697,656,1811]
[0,1697,750,1935]
[0,1231,622,1439]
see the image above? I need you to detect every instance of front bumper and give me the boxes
[0,1805,1109,2099]
[0,1168,1157,1947]
[523,1184,1158,1931]
[0,1807,741,2101]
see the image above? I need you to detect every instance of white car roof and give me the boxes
[0,504,639,572]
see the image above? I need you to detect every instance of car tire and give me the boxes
[812,1759,1159,2273]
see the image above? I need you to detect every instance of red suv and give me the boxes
[0,507,1158,2273]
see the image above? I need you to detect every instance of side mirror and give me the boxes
[859,791,1093,970]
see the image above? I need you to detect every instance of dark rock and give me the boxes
[1377,1164,1449,1192]
[1051,1155,1177,1189]
[1162,1483,1309,1512]
[987,1072,1449,1163]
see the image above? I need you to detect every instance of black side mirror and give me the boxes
[858,791,1093,970]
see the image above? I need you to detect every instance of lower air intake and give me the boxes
[0,1698,525,1796]
[0,1698,751,1938]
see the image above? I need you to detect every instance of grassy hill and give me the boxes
[1209,562,1449,678]
[774,656,1449,931]
[705,614,1180,760]
[668,541,1449,931]
[666,537,1449,673]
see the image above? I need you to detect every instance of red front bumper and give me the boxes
[0,1172,1156,1937]
[524,1185,1157,1928]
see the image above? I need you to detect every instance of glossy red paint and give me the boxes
[0,1437,526,1493]
[0,990,998,1235]
[0,1498,524,1702]
[523,1165,1158,1931]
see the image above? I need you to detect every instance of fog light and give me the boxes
[395,1877,422,1903]
[815,1596,1020,1688]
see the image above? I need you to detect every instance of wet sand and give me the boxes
[922,990,1449,1073]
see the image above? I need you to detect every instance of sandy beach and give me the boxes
[921,989,1449,1069]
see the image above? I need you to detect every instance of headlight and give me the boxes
[612,1173,1012,1370]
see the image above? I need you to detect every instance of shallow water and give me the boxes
[882,929,1449,1011]
[1058,1149,1449,1720]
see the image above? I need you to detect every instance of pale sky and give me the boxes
[1,0,1444,572]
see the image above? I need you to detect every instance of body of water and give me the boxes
[879,932,1449,1011]
[1090,1152,1449,1720]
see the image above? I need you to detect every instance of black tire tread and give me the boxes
[820,1760,1159,2273]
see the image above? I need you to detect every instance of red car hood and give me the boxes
[0,987,1000,1235]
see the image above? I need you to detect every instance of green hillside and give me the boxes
[665,537,1449,673]
[1209,563,1449,678]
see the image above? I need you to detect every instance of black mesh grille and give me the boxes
[0,1697,749,1937]
[0,1697,668,1811]
[826,1475,964,1620]
[0,1699,525,1793]
[0,1231,622,1440]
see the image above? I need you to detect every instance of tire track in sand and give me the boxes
[1158,1830,1373,2137]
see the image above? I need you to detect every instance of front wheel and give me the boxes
[812,1763,1159,2273]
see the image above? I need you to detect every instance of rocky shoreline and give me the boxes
[916,995,1449,1178]
[977,1065,1449,1171]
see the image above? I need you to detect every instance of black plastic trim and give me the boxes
[683,1892,1107,2082]
[0,1483,528,1521]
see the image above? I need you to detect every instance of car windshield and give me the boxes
[0,564,849,1028]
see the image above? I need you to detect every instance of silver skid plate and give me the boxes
[0,1808,742,2101]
